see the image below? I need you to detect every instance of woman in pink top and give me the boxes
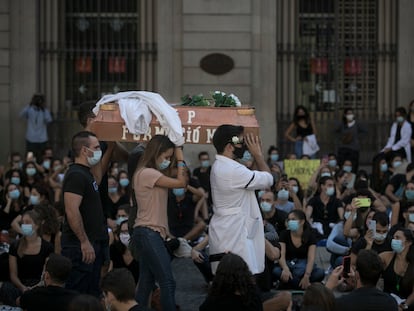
[131,135,187,311]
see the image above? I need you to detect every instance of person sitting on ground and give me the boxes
[326,249,398,311]
[260,190,288,235]
[273,210,325,290]
[301,282,336,311]
[101,268,147,311]
[18,253,78,311]
[385,161,414,204]
[274,177,302,213]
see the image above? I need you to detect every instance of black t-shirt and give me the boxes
[9,239,53,283]
[167,190,196,237]
[308,195,343,236]
[20,285,78,311]
[61,163,106,243]
[266,209,288,234]
[388,174,406,197]
[335,287,398,311]
[279,229,317,260]
[193,166,212,205]
[108,194,130,219]
[199,291,263,311]
[109,241,140,283]
[351,236,392,255]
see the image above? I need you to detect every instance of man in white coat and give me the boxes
[209,124,274,274]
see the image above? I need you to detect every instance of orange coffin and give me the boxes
[90,103,259,144]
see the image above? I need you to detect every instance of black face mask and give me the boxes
[233,144,247,159]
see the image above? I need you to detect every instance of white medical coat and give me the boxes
[209,155,274,274]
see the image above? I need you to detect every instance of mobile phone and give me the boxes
[368,219,376,236]
[356,197,371,208]
[342,256,351,277]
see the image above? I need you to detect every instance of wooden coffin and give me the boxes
[89,103,259,144]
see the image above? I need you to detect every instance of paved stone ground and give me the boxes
[172,246,332,311]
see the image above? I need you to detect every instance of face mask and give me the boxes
[119,233,130,246]
[21,224,34,236]
[346,114,354,121]
[9,189,20,200]
[29,195,40,205]
[233,144,247,159]
[321,172,331,178]
[53,165,63,172]
[408,213,414,223]
[257,190,265,199]
[343,165,352,173]
[42,160,50,170]
[277,189,289,200]
[396,116,404,123]
[405,190,414,201]
[374,233,387,242]
[119,178,129,187]
[172,188,185,197]
[108,187,118,194]
[287,220,300,232]
[392,161,402,169]
[328,159,337,168]
[87,149,102,166]
[260,201,273,213]
[270,154,279,162]
[391,239,404,253]
[292,186,299,194]
[380,163,388,172]
[11,177,20,185]
[201,160,210,168]
[241,150,252,162]
[326,187,335,196]
[26,168,36,176]
[344,211,357,221]
[116,216,128,226]
[158,159,171,170]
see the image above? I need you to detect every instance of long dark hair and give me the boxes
[293,105,310,125]
[136,135,175,176]
[288,209,312,245]
[209,253,258,308]
[30,93,46,111]
[397,228,414,293]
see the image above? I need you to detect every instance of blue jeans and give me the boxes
[273,259,325,289]
[132,226,176,311]
[61,240,105,297]
[295,140,303,158]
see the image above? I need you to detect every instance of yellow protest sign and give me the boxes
[283,159,320,190]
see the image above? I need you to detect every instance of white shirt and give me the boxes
[209,154,273,274]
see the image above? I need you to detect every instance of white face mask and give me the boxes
[119,233,130,246]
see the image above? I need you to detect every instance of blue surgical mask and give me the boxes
[26,168,36,176]
[328,159,337,168]
[393,161,402,169]
[21,224,34,236]
[9,189,20,200]
[326,187,335,196]
[391,239,404,253]
[241,151,252,162]
[42,160,51,170]
[277,189,289,201]
[374,233,387,242]
[260,201,273,213]
[409,213,414,223]
[11,177,21,185]
[116,216,128,226]
[287,220,300,232]
[343,165,352,173]
[108,187,118,194]
[292,186,299,194]
[173,188,185,197]
[397,116,405,123]
[321,172,331,178]
[270,154,279,162]
[380,163,388,172]
[344,211,357,221]
[158,159,171,170]
[119,178,129,187]
[87,149,102,166]
[405,190,414,201]
[201,160,210,168]
[29,195,40,205]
